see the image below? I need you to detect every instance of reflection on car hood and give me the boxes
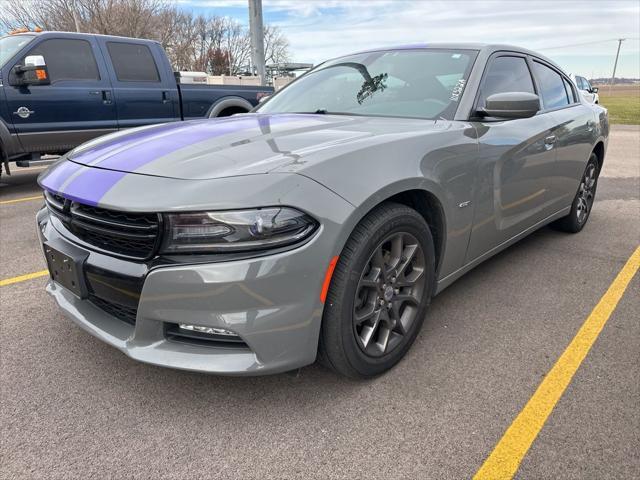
[64,113,441,180]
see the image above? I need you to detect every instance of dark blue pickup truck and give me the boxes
[0,31,273,174]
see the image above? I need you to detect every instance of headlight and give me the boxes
[161,207,318,253]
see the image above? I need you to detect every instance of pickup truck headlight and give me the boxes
[161,207,318,253]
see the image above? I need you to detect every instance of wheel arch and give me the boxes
[338,183,448,280]
[0,120,20,159]
[592,140,605,173]
[206,96,254,118]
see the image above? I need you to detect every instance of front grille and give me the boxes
[89,294,138,325]
[44,191,161,260]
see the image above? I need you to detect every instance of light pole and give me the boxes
[70,0,81,32]
[248,0,266,85]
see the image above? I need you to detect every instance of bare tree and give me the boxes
[0,0,291,74]
[264,25,289,66]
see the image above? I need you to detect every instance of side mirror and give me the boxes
[480,92,540,119]
[9,55,50,86]
[591,87,598,94]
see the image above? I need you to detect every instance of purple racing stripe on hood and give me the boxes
[58,114,312,206]
[39,159,85,194]
[68,122,180,165]
[57,168,127,207]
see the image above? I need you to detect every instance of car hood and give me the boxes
[65,113,442,180]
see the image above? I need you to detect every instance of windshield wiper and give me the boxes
[290,109,355,116]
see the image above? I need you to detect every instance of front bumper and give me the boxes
[36,192,353,375]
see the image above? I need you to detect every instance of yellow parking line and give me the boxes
[0,270,49,287]
[473,246,640,480]
[0,195,42,205]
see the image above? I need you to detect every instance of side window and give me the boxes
[478,56,535,108]
[532,61,569,110]
[584,78,592,91]
[107,42,160,82]
[24,39,100,82]
[576,76,586,90]
[563,77,577,103]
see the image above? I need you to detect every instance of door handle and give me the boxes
[544,135,556,150]
[161,91,169,104]
[101,90,112,105]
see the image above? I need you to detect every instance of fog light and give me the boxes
[178,323,239,337]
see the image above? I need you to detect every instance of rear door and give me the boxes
[532,62,596,210]
[466,53,558,262]
[98,39,179,129]
[4,35,117,154]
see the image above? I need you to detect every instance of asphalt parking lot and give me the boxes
[1,126,638,479]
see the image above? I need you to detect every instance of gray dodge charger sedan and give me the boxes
[38,43,609,378]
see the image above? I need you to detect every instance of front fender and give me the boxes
[0,118,23,159]
[292,122,480,280]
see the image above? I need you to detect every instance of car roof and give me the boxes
[334,42,567,76]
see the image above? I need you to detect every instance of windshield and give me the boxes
[0,35,35,68]
[258,49,477,120]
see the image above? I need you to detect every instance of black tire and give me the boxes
[319,202,436,379]
[552,152,600,233]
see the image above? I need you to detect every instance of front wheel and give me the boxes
[319,202,435,378]
[552,152,599,233]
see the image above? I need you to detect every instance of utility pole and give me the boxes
[248,0,266,85]
[609,38,625,93]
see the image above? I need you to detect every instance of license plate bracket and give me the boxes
[44,239,89,299]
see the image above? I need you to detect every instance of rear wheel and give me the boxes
[319,202,435,378]
[552,152,599,233]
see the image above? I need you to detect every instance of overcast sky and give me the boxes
[180,0,640,78]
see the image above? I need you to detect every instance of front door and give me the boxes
[4,36,117,154]
[466,54,558,262]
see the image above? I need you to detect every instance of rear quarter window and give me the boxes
[563,77,577,103]
[107,42,160,82]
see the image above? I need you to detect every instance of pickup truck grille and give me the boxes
[44,191,161,260]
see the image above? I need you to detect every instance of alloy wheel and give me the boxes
[576,163,597,224]
[352,232,426,357]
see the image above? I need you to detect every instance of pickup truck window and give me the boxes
[25,39,100,82]
[532,61,570,110]
[106,42,160,82]
[0,34,35,68]
[477,56,535,109]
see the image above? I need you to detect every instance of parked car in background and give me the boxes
[0,31,273,174]
[571,74,599,104]
[38,43,608,378]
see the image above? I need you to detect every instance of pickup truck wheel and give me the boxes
[319,202,435,379]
